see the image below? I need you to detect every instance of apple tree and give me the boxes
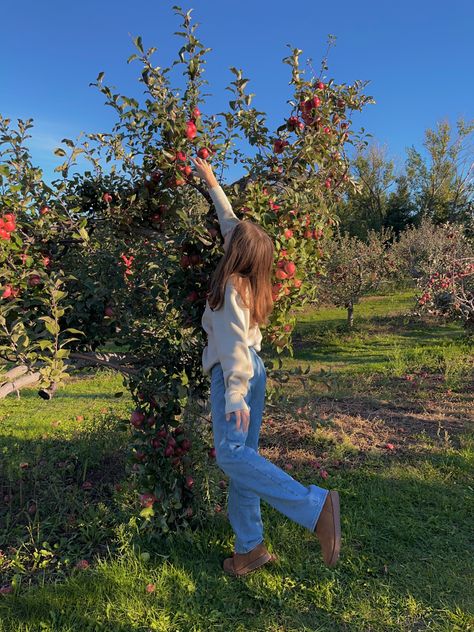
[0,5,374,537]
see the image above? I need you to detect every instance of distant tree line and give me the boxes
[336,118,474,240]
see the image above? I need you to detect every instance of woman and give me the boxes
[191,156,341,577]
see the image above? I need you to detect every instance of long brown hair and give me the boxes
[207,220,274,327]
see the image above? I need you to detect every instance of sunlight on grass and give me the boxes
[0,290,473,632]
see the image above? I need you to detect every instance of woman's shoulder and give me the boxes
[227,273,250,305]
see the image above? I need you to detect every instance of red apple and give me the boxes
[164,445,174,457]
[75,559,90,570]
[180,254,190,268]
[275,269,288,280]
[208,447,216,459]
[284,261,296,277]
[28,274,41,287]
[2,285,13,299]
[186,120,197,140]
[181,438,191,451]
[197,147,210,159]
[192,106,201,120]
[104,306,114,317]
[102,192,113,203]
[316,81,325,90]
[176,151,187,162]
[293,278,302,288]
[39,205,49,216]
[185,476,194,489]
[130,410,145,427]
[140,493,156,508]
[186,290,199,303]
[273,139,289,154]
[284,229,293,239]
[325,179,332,189]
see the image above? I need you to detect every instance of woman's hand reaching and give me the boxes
[190,156,218,189]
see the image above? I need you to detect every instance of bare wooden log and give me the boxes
[69,352,140,374]
[0,372,42,398]
[0,351,142,398]
[0,365,29,383]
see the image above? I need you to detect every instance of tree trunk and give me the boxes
[347,302,354,328]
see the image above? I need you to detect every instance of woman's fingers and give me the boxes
[235,409,250,433]
[225,409,250,433]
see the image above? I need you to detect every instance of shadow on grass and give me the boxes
[1,460,473,631]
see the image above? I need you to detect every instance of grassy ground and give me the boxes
[0,290,473,631]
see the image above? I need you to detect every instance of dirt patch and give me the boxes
[258,385,473,473]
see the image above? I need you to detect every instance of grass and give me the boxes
[0,290,473,631]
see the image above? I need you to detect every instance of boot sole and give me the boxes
[326,490,341,567]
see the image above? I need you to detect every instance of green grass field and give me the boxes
[1,290,473,631]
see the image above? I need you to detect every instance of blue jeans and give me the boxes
[210,346,329,554]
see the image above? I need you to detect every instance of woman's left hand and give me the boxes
[226,408,250,433]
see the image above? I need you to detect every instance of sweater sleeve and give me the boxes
[212,279,253,415]
[208,185,241,238]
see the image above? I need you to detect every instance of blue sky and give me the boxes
[2,0,473,184]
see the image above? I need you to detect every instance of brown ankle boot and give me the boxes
[222,542,278,577]
[315,490,341,567]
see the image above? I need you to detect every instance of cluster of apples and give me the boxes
[131,411,193,470]
[179,242,203,269]
[0,213,16,240]
[1,284,19,299]
[272,250,302,301]
[166,144,213,188]
[298,81,326,125]
[2,271,43,300]
[158,106,216,188]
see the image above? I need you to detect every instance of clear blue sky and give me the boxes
[2,0,473,184]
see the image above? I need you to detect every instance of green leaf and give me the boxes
[133,36,144,53]
[38,340,53,351]
[139,506,155,519]
[78,226,89,242]
[54,148,66,157]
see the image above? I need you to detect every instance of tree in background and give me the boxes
[336,144,396,239]
[390,217,472,282]
[390,217,474,330]
[383,174,417,236]
[316,226,394,327]
[406,118,474,225]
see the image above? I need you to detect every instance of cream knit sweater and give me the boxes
[201,185,263,415]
